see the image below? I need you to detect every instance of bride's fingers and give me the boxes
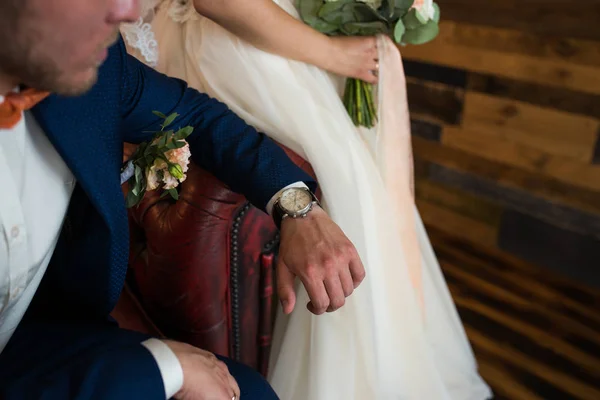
[362,73,378,84]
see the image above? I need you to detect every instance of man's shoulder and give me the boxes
[96,35,128,90]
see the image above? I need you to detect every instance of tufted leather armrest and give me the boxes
[123,142,315,374]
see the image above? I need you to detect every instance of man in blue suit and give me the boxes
[0,0,366,399]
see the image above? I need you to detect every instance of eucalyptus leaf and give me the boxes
[319,2,355,26]
[393,0,414,14]
[393,19,406,43]
[341,21,388,36]
[402,8,424,30]
[318,0,352,17]
[346,3,386,23]
[432,2,440,23]
[310,18,339,33]
[152,110,166,119]
[402,20,439,45]
[381,0,395,18]
[298,0,323,21]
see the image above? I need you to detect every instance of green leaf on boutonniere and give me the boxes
[165,140,187,150]
[162,113,179,129]
[126,188,143,208]
[402,19,439,45]
[175,126,193,140]
[144,154,154,167]
[152,110,167,119]
[168,188,179,200]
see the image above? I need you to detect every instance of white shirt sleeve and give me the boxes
[266,181,309,216]
[141,338,184,399]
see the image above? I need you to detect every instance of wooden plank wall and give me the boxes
[401,0,600,286]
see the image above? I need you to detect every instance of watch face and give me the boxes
[280,188,312,214]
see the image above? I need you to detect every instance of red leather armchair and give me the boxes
[112,143,314,376]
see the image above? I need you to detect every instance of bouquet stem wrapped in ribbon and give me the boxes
[299,0,440,128]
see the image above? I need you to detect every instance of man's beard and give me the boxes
[0,28,118,96]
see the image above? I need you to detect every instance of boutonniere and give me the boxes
[121,111,193,208]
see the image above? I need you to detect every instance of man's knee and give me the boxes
[217,356,279,400]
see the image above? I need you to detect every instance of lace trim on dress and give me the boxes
[121,16,160,67]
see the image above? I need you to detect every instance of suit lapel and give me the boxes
[31,85,129,311]
[31,91,124,231]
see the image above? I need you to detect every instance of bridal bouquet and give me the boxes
[298,0,440,127]
[122,111,193,208]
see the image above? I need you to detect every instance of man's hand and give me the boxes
[277,206,365,315]
[164,340,240,400]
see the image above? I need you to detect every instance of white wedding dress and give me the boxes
[121,1,492,399]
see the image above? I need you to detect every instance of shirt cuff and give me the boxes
[141,338,184,399]
[266,181,309,216]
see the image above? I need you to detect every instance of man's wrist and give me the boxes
[266,181,309,216]
[141,338,184,399]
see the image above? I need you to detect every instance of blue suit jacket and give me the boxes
[28,37,315,319]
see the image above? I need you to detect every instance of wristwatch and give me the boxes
[272,187,320,230]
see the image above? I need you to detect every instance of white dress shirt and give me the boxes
[0,108,182,398]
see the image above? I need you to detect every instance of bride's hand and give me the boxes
[325,36,379,84]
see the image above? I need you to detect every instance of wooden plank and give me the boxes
[413,137,600,216]
[407,79,464,125]
[593,133,600,165]
[415,178,503,227]
[498,210,600,287]
[401,27,600,95]
[416,198,497,247]
[461,324,600,400]
[454,299,600,390]
[410,118,442,141]
[460,92,599,162]
[468,73,600,119]
[442,261,600,349]
[475,358,545,400]
[403,59,467,88]
[436,0,600,41]
[413,157,430,179]
[441,124,600,193]
[428,163,600,238]
[429,227,600,321]
[431,20,600,69]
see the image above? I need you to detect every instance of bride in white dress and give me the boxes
[122,0,493,399]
